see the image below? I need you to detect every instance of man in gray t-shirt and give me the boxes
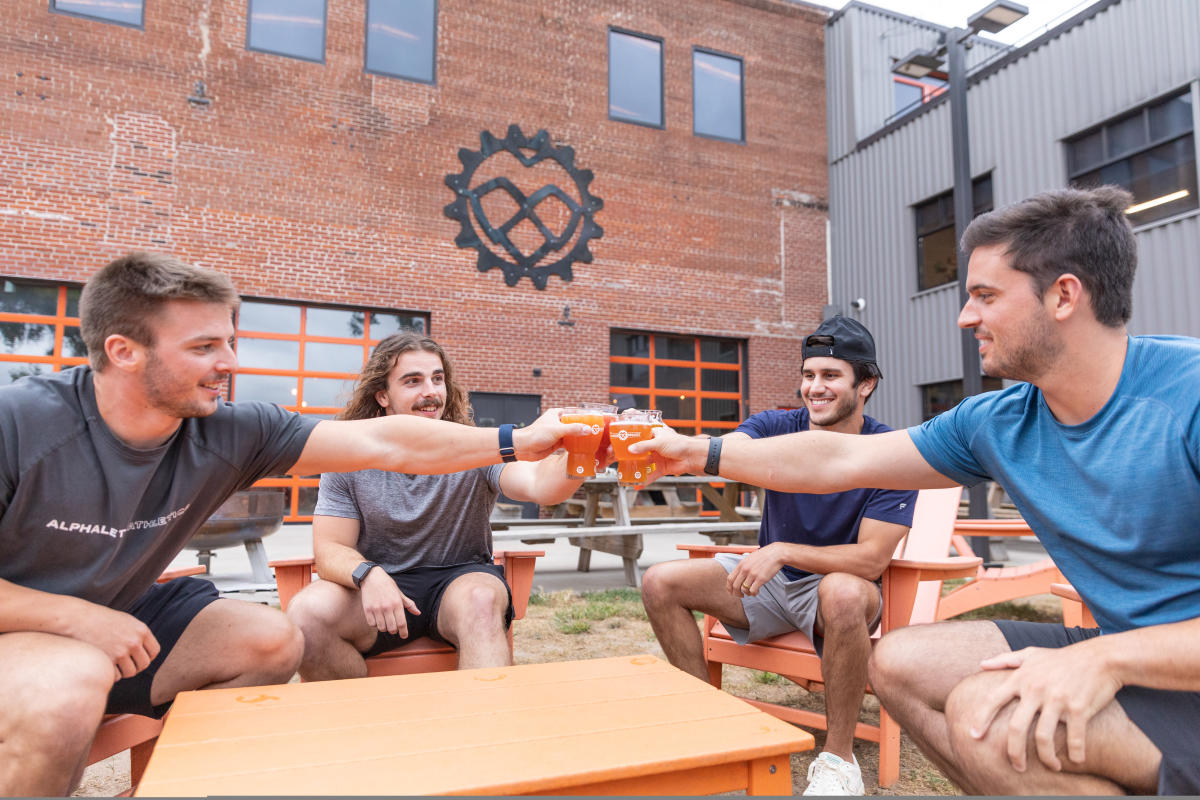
[287,334,595,677]
[0,253,585,796]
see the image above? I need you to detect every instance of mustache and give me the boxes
[412,399,443,411]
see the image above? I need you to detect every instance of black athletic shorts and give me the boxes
[105,576,220,719]
[996,619,1200,795]
[364,562,513,657]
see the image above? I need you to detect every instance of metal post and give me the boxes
[948,29,993,559]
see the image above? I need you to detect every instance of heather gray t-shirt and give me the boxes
[0,366,317,611]
[314,463,505,572]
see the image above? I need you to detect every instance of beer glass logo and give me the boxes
[444,125,604,289]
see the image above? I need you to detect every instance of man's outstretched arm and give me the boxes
[634,427,954,494]
[289,412,586,477]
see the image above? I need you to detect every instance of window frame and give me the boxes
[913,173,993,293]
[607,27,666,130]
[1065,86,1198,228]
[691,46,745,144]
[363,0,438,85]
[919,377,1004,421]
[892,74,947,116]
[245,0,328,64]
[49,0,145,28]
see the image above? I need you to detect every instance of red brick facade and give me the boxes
[2,0,828,414]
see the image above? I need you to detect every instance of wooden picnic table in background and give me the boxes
[491,474,763,587]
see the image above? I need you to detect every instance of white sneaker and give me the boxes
[803,751,865,796]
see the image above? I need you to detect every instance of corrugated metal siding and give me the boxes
[828,0,1200,427]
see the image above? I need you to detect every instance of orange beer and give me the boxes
[610,412,654,484]
[559,409,605,478]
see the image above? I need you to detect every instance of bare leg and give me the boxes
[0,633,114,796]
[150,598,303,703]
[812,572,880,762]
[641,559,749,682]
[944,668,1161,794]
[287,580,379,681]
[434,571,511,669]
[868,619,1011,788]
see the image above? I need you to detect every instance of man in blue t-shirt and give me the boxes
[642,316,916,796]
[637,186,1200,796]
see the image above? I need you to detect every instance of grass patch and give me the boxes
[550,587,649,634]
[527,589,550,606]
[753,670,783,685]
[953,600,1058,622]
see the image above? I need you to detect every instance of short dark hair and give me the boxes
[79,251,239,371]
[961,185,1136,326]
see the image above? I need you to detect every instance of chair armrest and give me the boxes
[156,565,206,582]
[677,543,758,559]
[269,557,316,611]
[881,556,982,631]
[887,555,982,581]
[1052,582,1097,628]
[494,549,544,620]
[954,519,1033,537]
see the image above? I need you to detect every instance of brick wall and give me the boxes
[1,0,829,414]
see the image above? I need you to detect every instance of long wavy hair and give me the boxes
[339,333,473,425]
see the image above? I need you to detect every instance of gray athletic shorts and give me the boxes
[714,553,882,656]
[996,620,1200,795]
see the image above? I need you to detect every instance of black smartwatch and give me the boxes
[703,436,723,476]
[351,561,380,588]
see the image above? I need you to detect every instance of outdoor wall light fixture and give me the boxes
[557,305,575,327]
[849,297,866,311]
[187,80,211,106]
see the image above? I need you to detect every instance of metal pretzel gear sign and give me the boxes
[444,125,604,289]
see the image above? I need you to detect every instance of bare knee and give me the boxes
[230,609,303,683]
[453,582,508,633]
[287,583,346,640]
[641,561,693,611]
[868,625,927,699]
[817,572,874,631]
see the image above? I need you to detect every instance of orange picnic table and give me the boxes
[134,654,813,796]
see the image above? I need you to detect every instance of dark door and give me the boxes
[469,392,542,518]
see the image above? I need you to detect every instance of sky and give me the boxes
[817,0,1103,45]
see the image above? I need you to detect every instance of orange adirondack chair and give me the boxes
[87,565,207,796]
[271,550,542,676]
[679,486,981,788]
[1051,582,1097,628]
[936,518,1066,620]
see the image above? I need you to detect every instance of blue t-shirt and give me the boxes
[909,335,1200,634]
[737,409,918,581]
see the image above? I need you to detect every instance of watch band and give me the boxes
[498,423,517,463]
[352,561,380,588]
[703,436,723,476]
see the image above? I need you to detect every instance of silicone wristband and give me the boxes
[703,437,723,476]
[498,423,517,463]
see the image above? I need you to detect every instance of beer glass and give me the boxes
[559,406,607,478]
[610,409,655,484]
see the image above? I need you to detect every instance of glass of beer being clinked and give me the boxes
[610,409,656,484]
[559,406,609,479]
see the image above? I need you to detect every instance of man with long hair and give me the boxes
[286,333,594,677]
[0,254,583,796]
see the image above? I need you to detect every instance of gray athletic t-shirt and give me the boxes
[0,366,317,611]
[314,464,505,572]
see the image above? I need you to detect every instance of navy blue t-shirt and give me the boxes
[736,408,918,581]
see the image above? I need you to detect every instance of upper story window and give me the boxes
[693,48,744,143]
[246,0,327,63]
[893,75,946,117]
[921,377,1003,421]
[608,28,663,128]
[914,174,993,292]
[51,0,143,27]
[365,0,437,84]
[1067,89,1197,227]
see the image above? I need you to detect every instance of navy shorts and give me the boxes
[364,562,512,657]
[996,620,1200,795]
[105,576,220,719]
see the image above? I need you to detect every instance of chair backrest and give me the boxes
[896,486,964,623]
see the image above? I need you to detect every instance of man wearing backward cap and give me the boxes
[641,315,916,796]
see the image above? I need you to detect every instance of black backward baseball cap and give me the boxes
[801,315,880,375]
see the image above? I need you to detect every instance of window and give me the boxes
[609,331,744,436]
[233,300,427,520]
[1067,90,1197,226]
[892,75,946,116]
[920,378,1003,421]
[364,0,437,84]
[693,48,744,142]
[246,0,327,63]
[914,174,993,292]
[0,279,86,386]
[50,0,144,27]
[608,29,663,128]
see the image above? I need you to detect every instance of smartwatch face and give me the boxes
[353,562,376,587]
